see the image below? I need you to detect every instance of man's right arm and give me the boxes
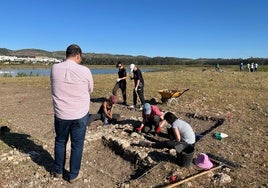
[88,70,94,94]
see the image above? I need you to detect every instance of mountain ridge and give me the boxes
[1,48,268,66]
[0,48,145,60]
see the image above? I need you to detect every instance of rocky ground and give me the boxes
[0,68,267,188]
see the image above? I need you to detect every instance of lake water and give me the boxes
[0,68,152,77]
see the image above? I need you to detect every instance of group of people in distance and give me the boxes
[50,44,195,183]
[240,62,259,72]
[246,62,258,72]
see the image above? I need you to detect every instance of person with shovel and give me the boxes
[112,61,127,105]
[128,63,145,110]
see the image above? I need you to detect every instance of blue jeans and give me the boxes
[54,113,89,180]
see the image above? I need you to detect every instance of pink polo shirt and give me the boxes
[50,60,94,120]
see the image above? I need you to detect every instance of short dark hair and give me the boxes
[116,61,122,68]
[66,44,82,58]
[164,112,177,124]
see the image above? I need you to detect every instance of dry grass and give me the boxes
[0,65,267,187]
[83,66,268,187]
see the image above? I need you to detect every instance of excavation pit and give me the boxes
[83,112,226,186]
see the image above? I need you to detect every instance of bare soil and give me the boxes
[0,68,267,188]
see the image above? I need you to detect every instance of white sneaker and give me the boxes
[128,105,135,109]
[139,106,143,111]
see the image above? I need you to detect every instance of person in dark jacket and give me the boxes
[128,64,145,110]
[112,61,127,105]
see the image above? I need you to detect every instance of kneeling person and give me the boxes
[137,112,195,150]
[88,95,120,126]
[136,103,166,134]
[164,112,195,152]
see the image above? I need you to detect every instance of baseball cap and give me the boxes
[143,103,151,115]
[130,64,135,72]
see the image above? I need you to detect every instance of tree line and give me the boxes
[82,56,268,66]
[1,48,267,66]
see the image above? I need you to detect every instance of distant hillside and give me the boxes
[0,47,186,60]
[0,48,65,58]
[11,49,53,57]
[1,48,267,66]
[0,48,135,59]
[0,48,12,55]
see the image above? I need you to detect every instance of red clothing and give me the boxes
[143,105,163,119]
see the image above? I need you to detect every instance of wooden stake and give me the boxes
[165,165,222,188]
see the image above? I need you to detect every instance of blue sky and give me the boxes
[0,0,267,59]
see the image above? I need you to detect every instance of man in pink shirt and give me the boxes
[50,44,94,183]
[136,103,166,134]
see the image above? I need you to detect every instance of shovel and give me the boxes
[135,88,143,110]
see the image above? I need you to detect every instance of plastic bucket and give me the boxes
[177,145,195,167]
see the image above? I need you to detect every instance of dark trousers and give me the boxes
[133,86,145,105]
[142,115,161,134]
[54,113,88,180]
[112,83,126,103]
[152,128,192,152]
[88,113,120,125]
[151,140,191,152]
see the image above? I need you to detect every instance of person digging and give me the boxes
[137,112,196,153]
[88,95,120,126]
[136,103,166,134]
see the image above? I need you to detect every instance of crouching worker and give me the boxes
[136,112,195,151]
[164,112,195,152]
[136,103,166,134]
[88,95,120,126]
